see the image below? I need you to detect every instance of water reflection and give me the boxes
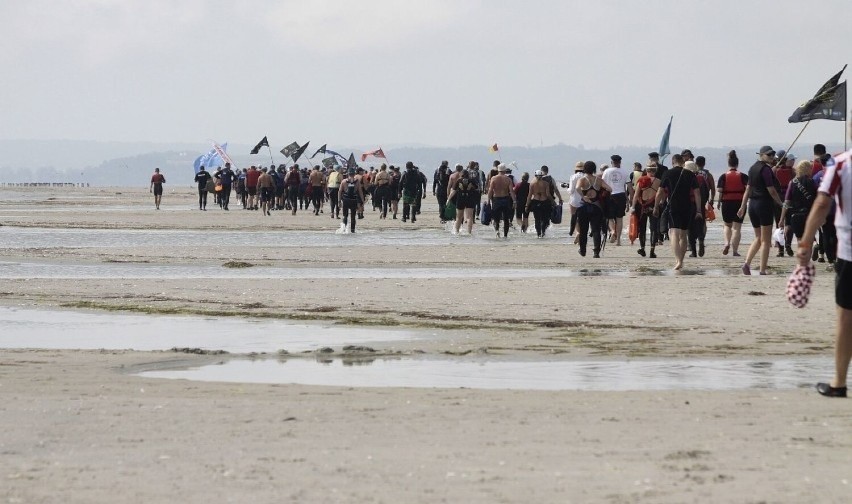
[0,305,426,353]
[139,356,830,391]
[0,260,746,279]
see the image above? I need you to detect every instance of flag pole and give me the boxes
[266,145,276,167]
[774,121,811,169]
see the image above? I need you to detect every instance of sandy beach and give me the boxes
[1,186,850,503]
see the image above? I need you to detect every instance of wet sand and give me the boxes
[1,186,850,502]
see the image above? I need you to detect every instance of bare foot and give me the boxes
[673,262,683,271]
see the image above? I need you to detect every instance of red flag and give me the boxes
[361,148,386,162]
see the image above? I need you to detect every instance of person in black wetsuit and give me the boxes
[433,161,450,223]
[400,162,421,223]
[194,166,211,211]
[339,168,364,233]
[514,172,530,232]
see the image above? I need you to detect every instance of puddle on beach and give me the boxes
[0,260,752,279]
[0,225,727,249]
[138,355,831,392]
[0,305,428,353]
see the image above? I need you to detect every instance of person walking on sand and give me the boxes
[400,162,421,223]
[285,165,301,216]
[602,155,628,245]
[194,165,211,211]
[449,169,475,235]
[795,144,852,398]
[339,168,364,233]
[631,163,660,258]
[150,167,165,210]
[716,150,748,256]
[514,172,531,233]
[488,163,516,238]
[574,161,611,257]
[309,165,324,216]
[257,167,274,216]
[737,146,784,275]
[778,160,816,251]
[653,154,701,270]
[433,161,450,223]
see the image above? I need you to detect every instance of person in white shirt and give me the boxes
[602,154,628,245]
[567,161,585,242]
[796,137,852,398]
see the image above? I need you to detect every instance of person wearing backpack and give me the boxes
[778,160,816,255]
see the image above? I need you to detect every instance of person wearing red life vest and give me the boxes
[716,150,749,256]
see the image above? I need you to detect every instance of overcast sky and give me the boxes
[2,0,850,151]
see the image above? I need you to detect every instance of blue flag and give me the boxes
[658,117,672,160]
[193,143,228,173]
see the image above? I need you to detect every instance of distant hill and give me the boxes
[0,139,847,186]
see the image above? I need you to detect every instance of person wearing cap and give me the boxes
[526,169,554,238]
[653,153,701,270]
[648,151,668,181]
[487,163,516,238]
[567,161,585,241]
[602,155,628,245]
[339,168,364,233]
[631,162,661,258]
[737,146,784,275]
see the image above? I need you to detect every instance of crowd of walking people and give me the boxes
[151,144,841,273]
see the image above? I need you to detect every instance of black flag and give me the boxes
[250,136,269,155]
[310,144,327,159]
[291,141,310,163]
[347,153,357,169]
[789,81,847,123]
[280,141,299,158]
[322,156,339,168]
[789,65,848,123]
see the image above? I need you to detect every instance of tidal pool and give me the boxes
[0,305,429,353]
[138,355,831,392]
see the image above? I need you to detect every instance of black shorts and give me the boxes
[721,201,744,224]
[667,206,692,230]
[152,185,163,196]
[747,198,774,227]
[260,187,273,202]
[605,193,627,219]
[836,259,852,310]
[247,186,257,196]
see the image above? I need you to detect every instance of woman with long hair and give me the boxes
[574,161,612,257]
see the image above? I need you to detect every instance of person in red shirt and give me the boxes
[149,168,165,210]
[245,166,260,211]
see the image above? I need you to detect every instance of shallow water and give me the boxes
[0,260,748,279]
[0,306,428,353]
[0,224,726,249]
[139,355,831,392]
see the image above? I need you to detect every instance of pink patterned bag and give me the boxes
[786,264,816,308]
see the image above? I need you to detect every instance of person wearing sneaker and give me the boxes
[631,163,660,258]
[795,143,852,398]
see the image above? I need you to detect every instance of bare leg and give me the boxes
[744,226,761,267]
[465,208,474,234]
[731,222,743,254]
[454,212,463,234]
[832,307,852,387]
[614,217,623,245]
[758,224,772,273]
[670,228,686,270]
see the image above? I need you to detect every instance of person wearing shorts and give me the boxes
[796,144,852,398]
[149,168,165,210]
[717,150,748,256]
[654,154,700,271]
[602,155,628,245]
[738,146,783,275]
